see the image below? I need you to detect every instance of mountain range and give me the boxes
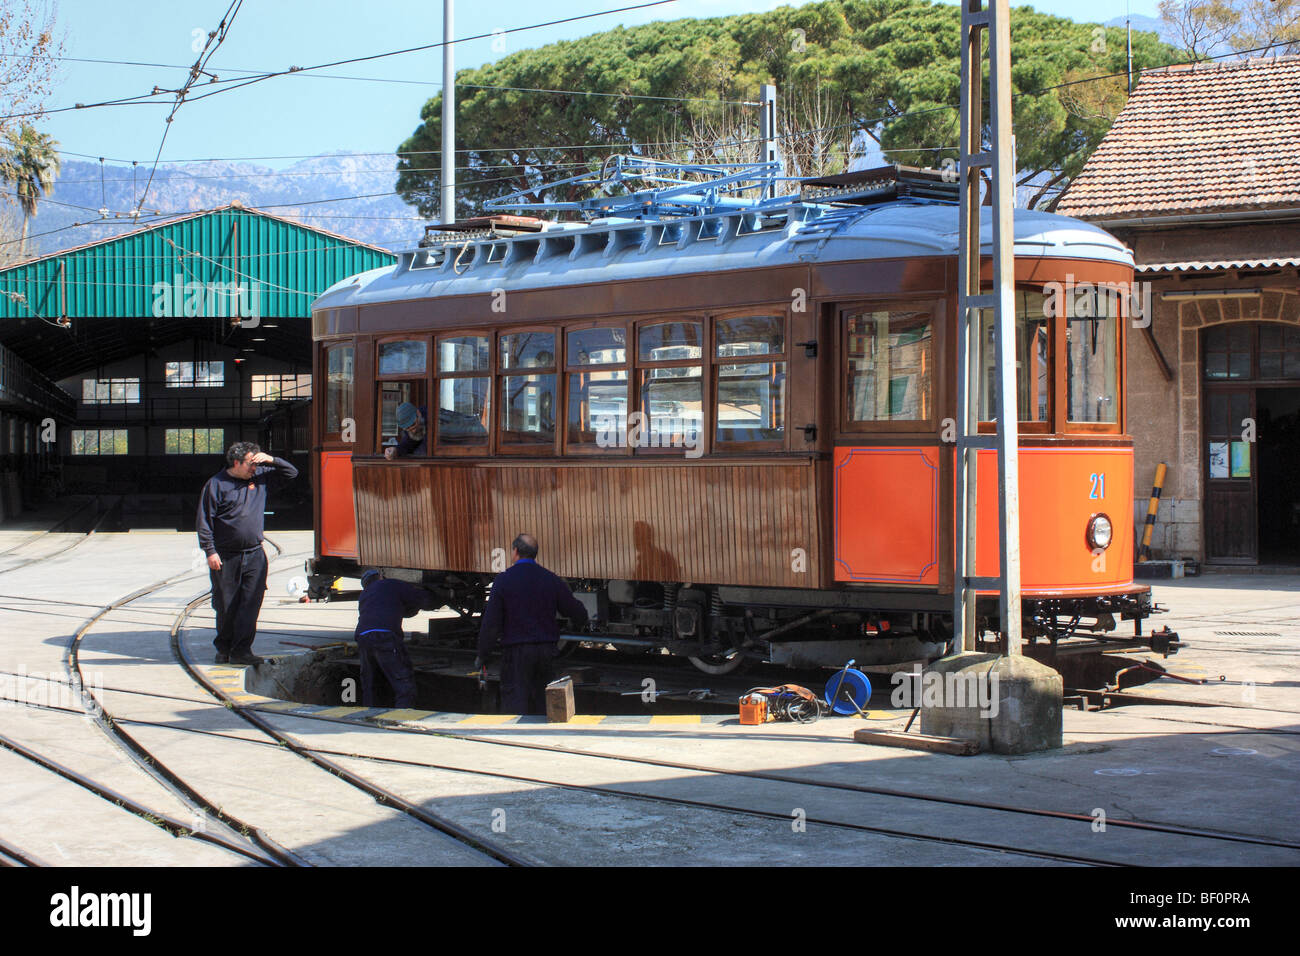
[11,151,428,259]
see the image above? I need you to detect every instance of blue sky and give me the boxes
[41,0,1162,169]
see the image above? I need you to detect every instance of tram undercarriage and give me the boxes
[307,558,1178,675]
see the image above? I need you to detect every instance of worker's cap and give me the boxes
[360,568,382,588]
[396,402,420,430]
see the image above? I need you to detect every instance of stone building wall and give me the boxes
[1125,277,1300,560]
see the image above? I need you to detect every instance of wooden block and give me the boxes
[852,729,980,755]
[546,676,576,723]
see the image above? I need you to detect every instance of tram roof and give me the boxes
[312,201,1134,314]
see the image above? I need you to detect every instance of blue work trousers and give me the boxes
[357,629,416,708]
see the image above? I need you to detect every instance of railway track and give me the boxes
[4,520,1295,867]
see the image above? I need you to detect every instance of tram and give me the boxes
[306,159,1168,673]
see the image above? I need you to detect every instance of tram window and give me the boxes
[714,315,785,443]
[378,381,427,453]
[501,374,556,443]
[717,363,785,442]
[567,327,628,448]
[639,367,703,446]
[437,335,491,373]
[324,345,354,437]
[435,334,490,446]
[637,321,704,451]
[378,339,427,376]
[639,321,703,362]
[568,327,627,366]
[977,291,1051,422]
[499,331,556,445]
[715,315,783,358]
[1066,292,1119,424]
[845,309,932,422]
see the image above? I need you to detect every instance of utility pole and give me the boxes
[953,0,1022,655]
[759,83,778,199]
[441,0,456,225]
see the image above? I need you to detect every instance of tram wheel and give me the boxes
[688,650,746,675]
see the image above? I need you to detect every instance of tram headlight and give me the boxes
[1086,513,1113,552]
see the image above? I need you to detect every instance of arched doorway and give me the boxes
[1202,322,1300,564]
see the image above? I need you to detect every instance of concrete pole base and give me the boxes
[919,651,1063,754]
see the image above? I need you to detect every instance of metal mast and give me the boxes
[953,0,1022,655]
[759,84,778,199]
[441,0,456,225]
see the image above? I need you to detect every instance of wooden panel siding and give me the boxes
[353,457,822,588]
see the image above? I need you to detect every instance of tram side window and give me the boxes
[378,380,428,453]
[977,290,1051,423]
[845,309,932,423]
[715,314,785,443]
[324,344,354,437]
[1065,289,1119,424]
[435,334,491,446]
[499,330,557,446]
[637,320,704,450]
[566,326,628,448]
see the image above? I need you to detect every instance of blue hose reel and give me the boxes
[825,661,872,716]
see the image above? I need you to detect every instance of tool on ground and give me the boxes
[825,660,872,716]
[740,684,824,724]
[1138,462,1167,562]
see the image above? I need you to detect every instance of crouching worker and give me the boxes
[354,569,439,708]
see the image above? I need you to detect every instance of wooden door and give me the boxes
[1203,387,1257,563]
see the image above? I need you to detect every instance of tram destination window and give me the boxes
[435,334,490,446]
[845,309,933,423]
[638,320,704,451]
[324,345,354,437]
[977,291,1051,423]
[566,326,628,449]
[499,331,556,446]
[714,315,785,443]
[1065,290,1119,424]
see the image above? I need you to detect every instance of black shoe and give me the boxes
[214,653,230,664]
[229,652,264,666]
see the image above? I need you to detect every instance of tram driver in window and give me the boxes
[385,401,427,459]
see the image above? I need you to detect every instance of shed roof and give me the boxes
[0,204,396,380]
[1056,56,1300,221]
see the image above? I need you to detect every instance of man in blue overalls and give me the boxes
[354,568,439,708]
[476,534,589,715]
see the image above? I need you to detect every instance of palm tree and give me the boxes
[1,125,61,259]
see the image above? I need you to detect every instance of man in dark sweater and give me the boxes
[196,442,298,665]
[354,569,440,708]
[476,533,589,715]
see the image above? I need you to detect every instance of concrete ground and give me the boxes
[0,527,1296,867]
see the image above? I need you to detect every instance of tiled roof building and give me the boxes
[1057,55,1300,568]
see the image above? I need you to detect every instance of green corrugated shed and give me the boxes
[0,203,396,321]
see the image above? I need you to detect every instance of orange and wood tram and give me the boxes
[306,160,1173,674]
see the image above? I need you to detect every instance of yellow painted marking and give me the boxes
[567,714,606,725]
[649,714,701,725]
[859,710,904,720]
[254,701,299,711]
[207,668,240,677]
[458,714,519,725]
[308,706,370,718]
[373,709,431,722]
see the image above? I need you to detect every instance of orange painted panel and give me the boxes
[974,447,1134,593]
[320,451,358,558]
[834,446,940,584]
